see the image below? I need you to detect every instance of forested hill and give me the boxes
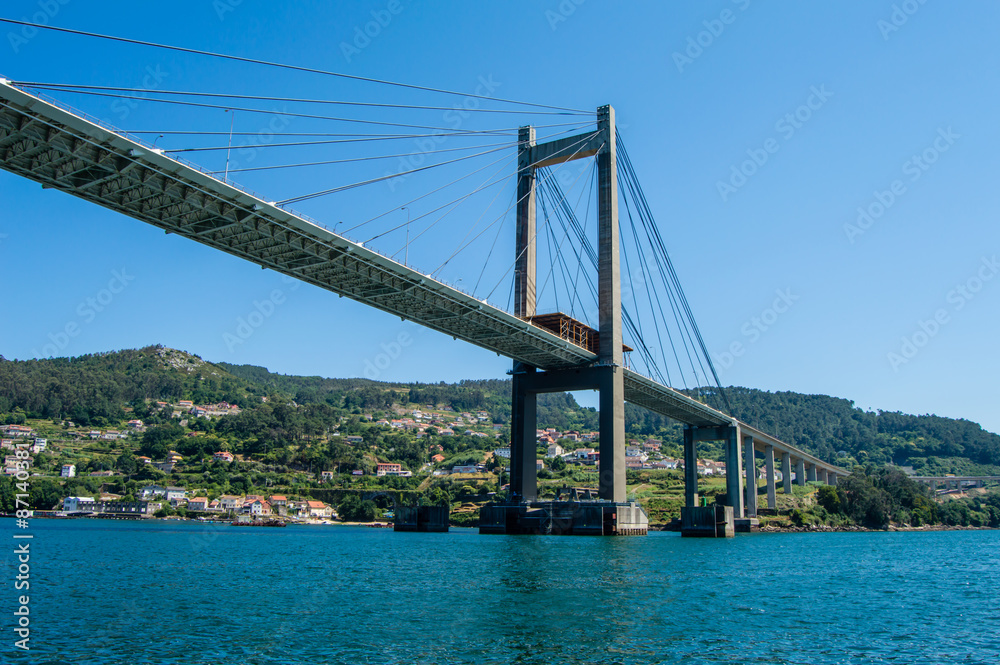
[718,387,1000,473]
[1,346,998,473]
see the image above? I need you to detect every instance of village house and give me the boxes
[219,495,243,512]
[320,471,335,482]
[376,462,402,477]
[213,451,234,463]
[61,464,76,478]
[139,485,166,500]
[307,500,334,519]
[431,454,445,463]
[244,498,272,516]
[187,497,209,512]
[63,496,96,512]
[269,496,288,515]
[345,435,364,445]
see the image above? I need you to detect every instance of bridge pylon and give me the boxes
[508,105,627,505]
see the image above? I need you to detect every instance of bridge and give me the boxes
[910,476,1000,494]
[0,77,846,532]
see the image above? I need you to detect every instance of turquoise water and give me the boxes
[3,519,999,664]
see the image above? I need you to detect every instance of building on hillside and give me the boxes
[177,400,193,408]
[493,447,511,459]
[307,501,334,519]
[547,444,564,457]
[219,495,243,512]
[213,451,234,463]
[431,454,445,463]
[61,464,76,478]
[320,471,335,482]
[187,497,209,511]
[244,499,272,516]
[451,465,479,474]
[376,463,402,477]
[140,485,166,500]
[625,456,644,470]
[63,496,96,512]
[345,436,364,445]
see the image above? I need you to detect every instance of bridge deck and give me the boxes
[0,80,844,473]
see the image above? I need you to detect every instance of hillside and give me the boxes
[1,346,999,476]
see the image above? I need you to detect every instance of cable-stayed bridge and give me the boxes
[0,73,844,533]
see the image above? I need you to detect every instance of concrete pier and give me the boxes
[681,505,734,538]
[394,505,449,532]
[796,459,806,486]
[744,434,757,517]
[765,444,777,509]
[684,426,698,507]
[782,452,792,494]
[479,500,648,536]
[725,425,745,517]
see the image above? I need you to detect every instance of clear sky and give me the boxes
[1,1,998,434]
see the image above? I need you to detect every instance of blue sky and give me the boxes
[1,1,999,434]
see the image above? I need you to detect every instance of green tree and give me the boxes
[115,451,138,478]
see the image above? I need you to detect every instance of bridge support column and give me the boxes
[807,464,817,483]
[595,105,626,504]
[765,444,776,509]
[684,426,698,507]
[509,364,537,502]
[829,473,838,487]
[782,452,792,494]
[725,425,745,517]
[796,459,806,486]
[744,435,757,517]
[598,365,626,502]
[817,468,828,485]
